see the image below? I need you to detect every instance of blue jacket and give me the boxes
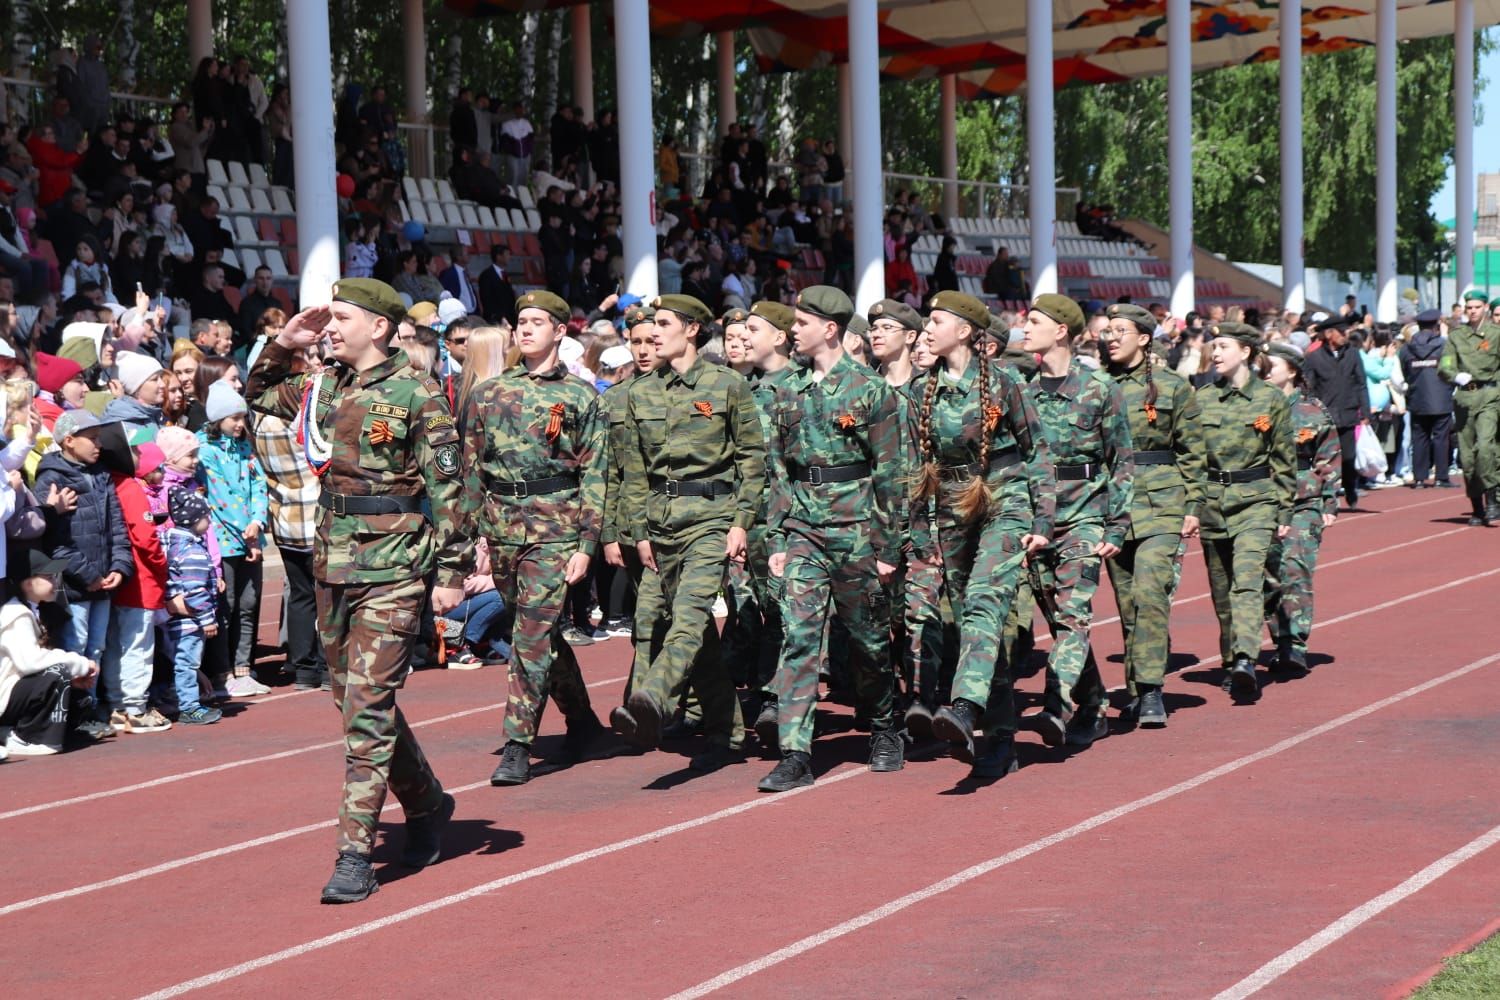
[1399,330,1453,416]
[162,526,217,633]
[33,452,135,600]
[194,430,268,558]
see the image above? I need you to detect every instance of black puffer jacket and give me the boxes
[1399,330,1454,416]
[33,451,134,600]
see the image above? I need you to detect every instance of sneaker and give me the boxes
[71,718,115,742]
[560,626,595,647]
[108,709,131,732]
[585,627,610,642]
[225,675,267,697]
[603,618,634,638]
[447,648,485,670]
[4,732,60,756]
[589,605,604,624]
[122,710,172,734]
[320,851,378,904]
[489,741,532,785]
[178,705,223,725]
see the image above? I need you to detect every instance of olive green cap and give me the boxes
[652,294,713,325]
[868,298,922,332]
[405,300,438,325]
[927,290,991,331]
[1208,321,1263,348]
[515,289,571,323]
[720,307,749,327]
[845,314,869,338]
[1265,341,1305,370]
[331,277,407,325]
[623,303,656,328]
[1488,297,1500,310]
[1030,293,1085,335]
[794,285,854,326]
[1463,288,1489,303]
[749,300,795,333]
[1106,302,1156,335]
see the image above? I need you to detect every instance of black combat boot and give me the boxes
[970,736,1019,779]
[868,729,905,772]
[320,851,379,904]
[753,696,779,750]
[1227,655,1259,700]
[489,740,532,786]
[560,713,607,763]
[401,792,456,868]
[625,690,665,748]
[758,750,814,792]
[903,701,934,742]
[1284,647,1309,674]
[1031,708,1068,748]
[690,743,744,773]
[1136,687,1167,728]
[663,713,704,739]
[1486,488,1500,525]
[931,698,981,763]
[1065,706,1108,747]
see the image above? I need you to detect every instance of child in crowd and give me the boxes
[439,538,512,669]
[103,441,170,733]
[0,548,100,758]
[344,219,379,279]
[160,489,222,725]
[195,382,268,697]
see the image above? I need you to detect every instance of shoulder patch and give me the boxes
[425,413,455,431]
[369,403,409,420]
[434,443,460,478]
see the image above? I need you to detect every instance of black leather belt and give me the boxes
[1056,462,1100,481]
[488,474,578,498]
[1297,457,1314,470]
[940,447,1020,482]
[650,475,734,498]
[1206,465,1271,485]
[789,461,871,485]
[1460,380,1496,391]
[1133,450,1175,466]
[318,491,423,515]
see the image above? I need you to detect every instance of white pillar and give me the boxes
[402,0,426,123]
[848,0,884,313]
[187,0,214,69]
[716,31,736,137]
[1026,0,1057,297]
[1280,1,1304,315]
[940,74,959,220]
[286,0,341,307]
[837,63,853,169]
[1167,0,1194,318]
[1375,0,1397,320]
[614,0,658,298]
[1455,0,1475,295]
[572,5,594,123]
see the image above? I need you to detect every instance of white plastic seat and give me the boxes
[509,208,528,231]
[220,248,240,270]
[477,206,497,229]
[207,160,230,186]
[263,249,289,278]
[402,177,422,203]
[249,188,274,214]
[227,187,253,214]
[460,204,480,228]
[397,200,412,223]
[234,216,261,246]
[248,163,269,187]
[207,184,229,206]
[425,201,446,225]
[524,209,541,230]
[409,201,429,224]
[227,161,250,186]
[444,203,464,227]
[271,189,295,215]
[516,186,535,209]
[419,178,440,202]
[239,248,261,272]
[436,179,457,202]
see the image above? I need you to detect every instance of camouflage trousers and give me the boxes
[634,524,744,748]
[940,510,1030,738]
[775,525,895,754]
[316,578,444,858]
[1203,528,1275,663]
[720,561,762,688]
[1264,507,1325,655]
[492,540,596,745]
[902,546,958,709]
[1454,386,1500,494]
[739,522,785,700]
[1108,532,1187,694]
[1030,522,1107,715]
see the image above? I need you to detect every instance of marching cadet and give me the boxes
[910,291,1054,778]
[1197,323,1296,701]
[722,307,755,378]
[1100,303,1206,728]
[612,294,766,773]
[1441,289,1500,525]
[458,290,607,787]
[1019,295,1134,749]
[720,305,766,690]
[744,300,796,748]
[757,287,904,792]
[247,278,468,904]
[1262,341,1340,675]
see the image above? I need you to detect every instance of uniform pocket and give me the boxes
[358,415,408,473]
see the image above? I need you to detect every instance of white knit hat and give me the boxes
[117,351,164,396]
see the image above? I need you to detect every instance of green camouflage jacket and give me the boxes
[457,362,606,552]
[1108,361,1207,538]
[600,377,640,547]
[749,366,794,525]
[1026,359,1135,548]
[247,339,469,588]
[622,355,767,537]
[1439,321,1500,385]
[1195,374,1297,533]
[1286,388,1341,516]
[764,352,903,563]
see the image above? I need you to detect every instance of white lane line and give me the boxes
[0,673,628,822]
[1212,823,1500,1000]
[664,650,1500,1000]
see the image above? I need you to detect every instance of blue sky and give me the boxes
[1431,30,1500,224]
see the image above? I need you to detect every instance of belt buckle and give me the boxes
[329,493,346,516]
[513,480,529,499]
[663,479,680,498]
[807,465,825,486]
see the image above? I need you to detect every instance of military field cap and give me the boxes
[1208,321,1262,348]
[981,314,1005,342]
[1029,293,1085,335]
[846,314,869,337]
[652,294,713,325]
[516,289,571,323]
[750,300,795,332]
[332,278,406,325]
[1489,296,1500,310]
[1265,341,1305,370]
[1463,288,1490,303]
[623,303,656,327]
[1106,302,1156,335]
[795,285,855,326]
[721,307,750,327]
[405,300,438,325]
[868,298,922,332]
[927,290,990,331]
[1415,308,1442,327]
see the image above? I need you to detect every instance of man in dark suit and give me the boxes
[438,245,480,316]
[1303,314,1369,508]
[478,245,517,326]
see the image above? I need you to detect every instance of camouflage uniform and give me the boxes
[457,362,605,746]
[746,365,795,699]
[1264,389,1340,658]
[1106,360,1207,695]
[1023,359,1134,716]
[620,355,766,748]
[1438,318,1500,504]
[248,339,466,858]
[766,353,902,754]
[1197,374,1296,665]
[600,375,658,696]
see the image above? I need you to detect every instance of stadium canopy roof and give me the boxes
[445,0,1500,99]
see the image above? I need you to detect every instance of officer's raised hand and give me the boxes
[278,304,334,350]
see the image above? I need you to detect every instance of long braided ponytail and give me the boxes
[954,351,995,523]
[1143,346,1159,424]
[912,368,943,504]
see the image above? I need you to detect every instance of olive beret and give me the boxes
[1208,321,1263,348]
[868,298,922,332]
[845,314,869,338]
[1106,302,1156,335]
[927,290,991,331]
[1463,288,1490,303]
[721,307,750,327]
[515,290,571,323]
[1265,341,1305,370]
[1488,297,1500,310]
[405,300,438,325]
[794,285,855,326]
[332,277,406,325]
[749,300,795,333]
[623,303,656,328]
[1030,293,1085,335]
[652,294,713,325]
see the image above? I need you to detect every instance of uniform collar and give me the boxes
[935,356,977,393]
[802,351,860,392]
[510,360,569,381]
[1035,358,1086,400]
[1215,375,1257,400]
[352,348,411,387]
[662,354,710,388]
[1112,360,1151,385]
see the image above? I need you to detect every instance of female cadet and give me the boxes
[908,290,1053,778]
[1101,303,1206,728]
[1262,341,1340,675]
[1196,322,1296,701]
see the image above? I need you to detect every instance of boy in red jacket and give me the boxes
[103,441,171,732]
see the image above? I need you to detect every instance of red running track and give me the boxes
[1,487,1497,999]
